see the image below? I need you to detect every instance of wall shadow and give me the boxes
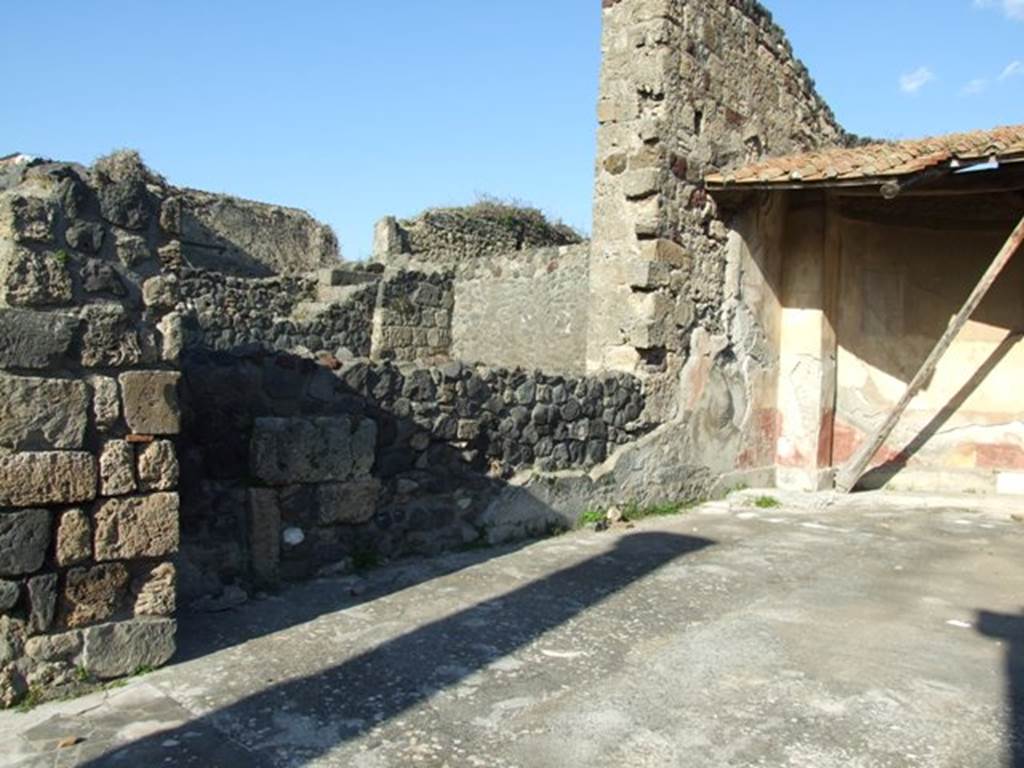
[176,343,526,660]
[177,209,303,278]
[179,346,501,587]
[833,192,1024,386]
[175,343,648,659]
[85,531,713,767]
[977,609,1024,768]
[858,332,1022,489]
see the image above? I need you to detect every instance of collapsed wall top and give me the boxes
[1,151,340,278]
[373,201,583,264]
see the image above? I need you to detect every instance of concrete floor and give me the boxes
[3,490,1023,768]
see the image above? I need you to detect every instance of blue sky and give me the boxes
[1,1,1021,260]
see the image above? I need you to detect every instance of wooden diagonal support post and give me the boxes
[834,213,1024,493]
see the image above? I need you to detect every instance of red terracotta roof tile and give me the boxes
[706,124,1024,188]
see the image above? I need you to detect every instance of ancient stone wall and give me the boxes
[171,239,591,376]
[0,0,868,707]
[178,267,378,358]
[377,243,590,374]
[373,202,582,264]
[179,348,646,590]
[592,0,844,371]
[585,0,847,497]
[370,269,455,364]
[0,154,182,706]
[161,188,339,277]
[448,244,590,375]
[174,242,590,376]
[178,269,316,348]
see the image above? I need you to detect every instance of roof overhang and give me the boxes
[704,124,1024,196]
[706,153,1024,197]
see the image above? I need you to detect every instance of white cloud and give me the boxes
[974,0,1024,20]
[900,66,936,94]
[961,78,990,95]
[1000,60,1023,80]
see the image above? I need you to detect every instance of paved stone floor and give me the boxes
[3,490,1023,767]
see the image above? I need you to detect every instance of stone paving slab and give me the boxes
[1,492,1022,767]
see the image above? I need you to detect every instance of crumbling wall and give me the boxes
[587,0,845,495]
[0,154,183,706]
[161,188,339,277]
[373,202,582,264]
[174,261,453,366]
[179,270,316,349]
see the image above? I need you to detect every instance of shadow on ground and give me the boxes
[173,537,536,664]
[83,531,713,767]
[977,608,1024,768]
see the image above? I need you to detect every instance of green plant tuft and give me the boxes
[577,509,606,528]
[621,498,703,521]
[752,495,781,509]
[415,194,585,246]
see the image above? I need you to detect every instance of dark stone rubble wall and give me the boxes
[177,268,377,358]
[371,269,454,364]
[179,348,647,590]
